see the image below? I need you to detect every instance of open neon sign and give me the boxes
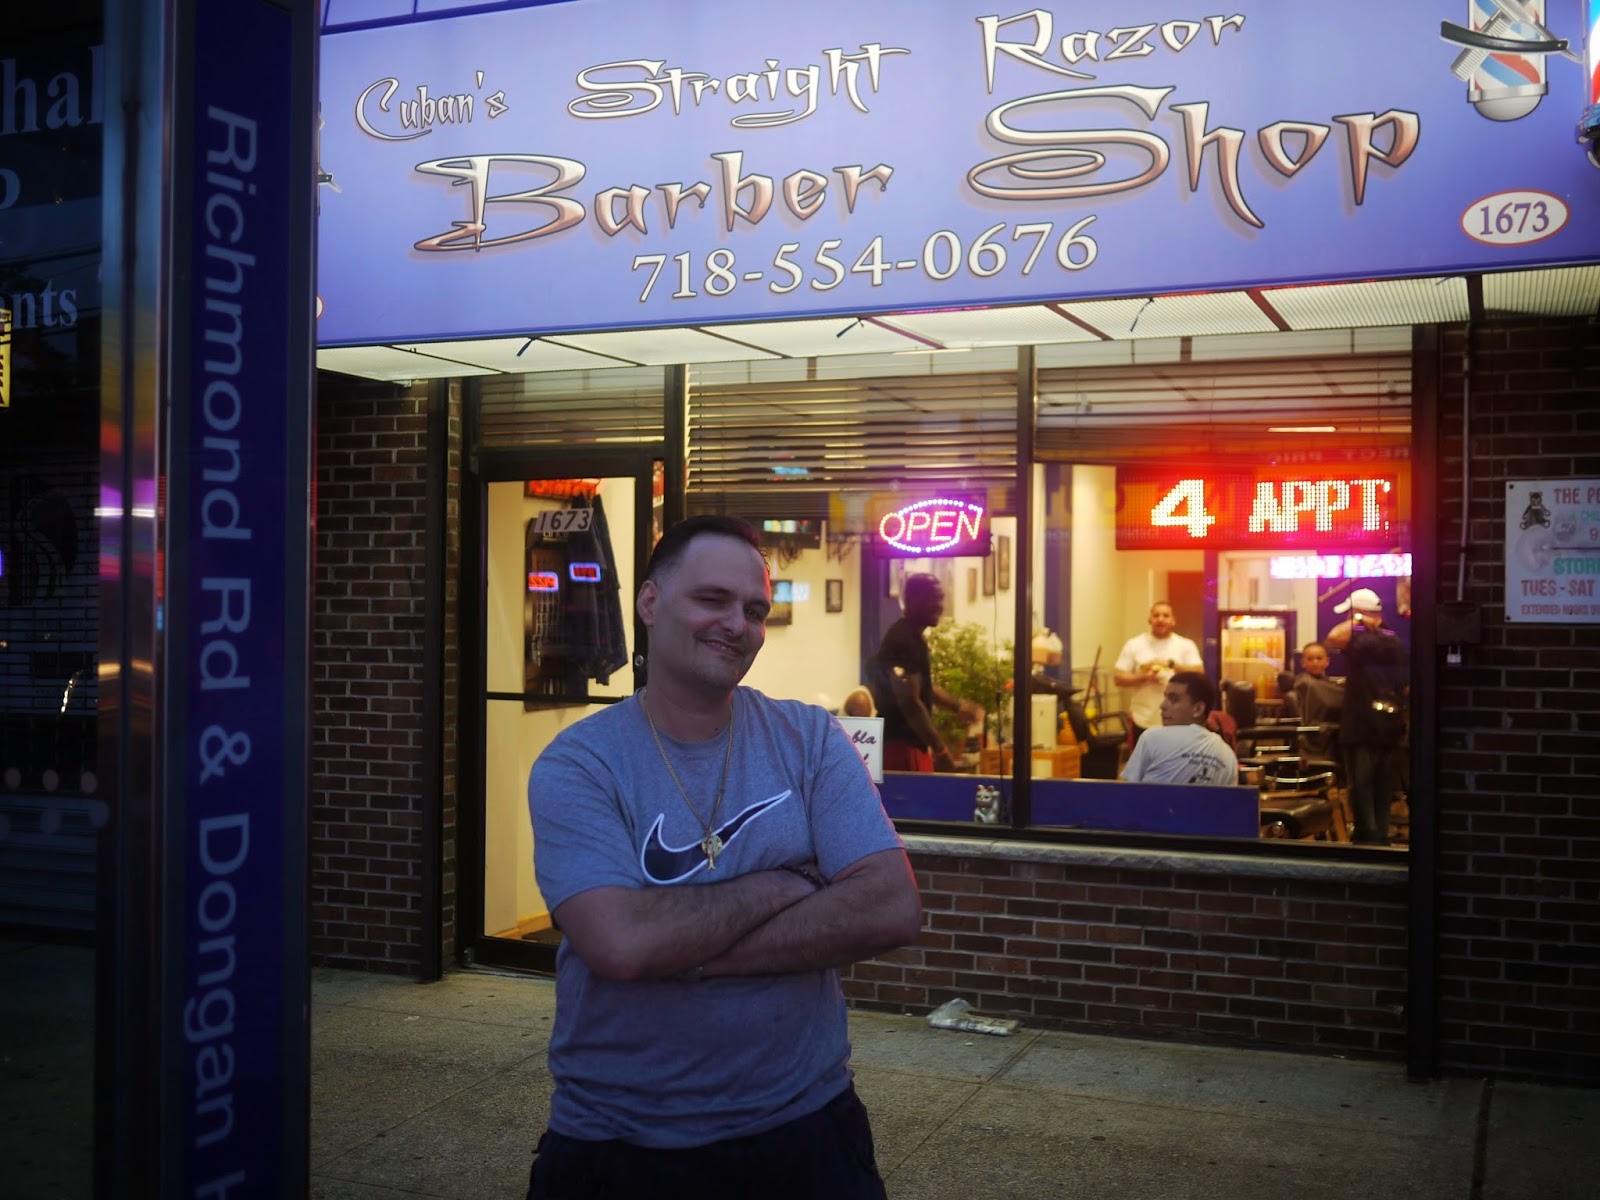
[1116,469,1401,550]
[873,496,989,557]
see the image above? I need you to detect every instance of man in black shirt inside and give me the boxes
[1325,588,1407,844]
[871,572,983,772]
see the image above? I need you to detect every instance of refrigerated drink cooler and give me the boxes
[1218,611,1296,717]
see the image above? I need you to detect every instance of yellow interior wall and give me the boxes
[481,478,636,939]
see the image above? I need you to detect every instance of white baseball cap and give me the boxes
[1334,587,1383,613]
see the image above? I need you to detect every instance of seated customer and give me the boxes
[1291,641,1344,760]
[1121,672,1239,786]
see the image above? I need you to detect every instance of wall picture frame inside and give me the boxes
[769,579,794,625]
[826,578,844,613]
[997,535,1011,591]
[982,552,996,596]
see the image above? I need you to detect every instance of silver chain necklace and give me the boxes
[641,689,735,870]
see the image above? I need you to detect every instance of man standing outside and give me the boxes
[872,571,984,772]
[527,516,922,1199]
[1324,587,1406,844]
[1114,602,1204,744]
[1121,672,1239,785]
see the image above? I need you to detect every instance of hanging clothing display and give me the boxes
[524,494,629,701]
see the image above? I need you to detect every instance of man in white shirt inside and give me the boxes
[1114,602,1204,743]
[1122,672,1239,787]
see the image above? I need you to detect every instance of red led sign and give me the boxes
[869,494,991,558]
[1115,469,1400,550]
[525,478,600,499]
[527,571,560,592]
[568,562,602,583]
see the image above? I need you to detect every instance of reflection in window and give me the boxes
[0,8,103,1196]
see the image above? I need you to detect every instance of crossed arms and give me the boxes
[552,847,922,984]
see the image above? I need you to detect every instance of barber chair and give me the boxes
[1222,679,1256,731]
[1276,673,1299,717]
[1235,724,1299,762]
[1257,758,1337,841]
[1080,712,1129,780]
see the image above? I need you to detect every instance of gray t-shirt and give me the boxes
[529,687,903,1149]
[1124,723,1239,786]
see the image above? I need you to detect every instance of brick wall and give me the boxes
[312,377,458,974]
[1432,318,1600,1083]
[843,845,1410,1056]
[440,384,463,963]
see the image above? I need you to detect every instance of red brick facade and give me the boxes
[439,388,463,966]
[843,846,1410,1057]
[1432,319,1600,1083]
[311,378,460,974]
[308,318,1599,1083]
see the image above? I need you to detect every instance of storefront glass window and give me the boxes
[1026,331,1413,845]
[686,349,1018,780]
[693,330,1413,849]
[476,327,1412,852]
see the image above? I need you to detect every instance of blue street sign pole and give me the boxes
[101,0,315,1194]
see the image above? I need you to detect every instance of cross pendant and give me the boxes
[701,832,723,871]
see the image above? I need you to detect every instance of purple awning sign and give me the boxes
[317,1,1600,345]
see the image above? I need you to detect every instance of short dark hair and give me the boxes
[1169,671,1216,715]
[645,515,764,583]
[1302,641,1327,656]
[902,571,942,602]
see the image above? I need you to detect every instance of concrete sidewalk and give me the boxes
[310,967,1597,1200]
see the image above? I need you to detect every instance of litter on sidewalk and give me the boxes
[925,997,1020,1036]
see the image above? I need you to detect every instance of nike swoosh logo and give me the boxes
[639,791,792,884]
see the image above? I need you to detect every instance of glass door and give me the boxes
[471,456,660,970]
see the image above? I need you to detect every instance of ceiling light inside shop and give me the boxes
[1267,425,1338,432]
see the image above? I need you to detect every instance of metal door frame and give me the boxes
[460,445,658,974]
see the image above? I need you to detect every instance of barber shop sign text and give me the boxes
[316,1,1599,343]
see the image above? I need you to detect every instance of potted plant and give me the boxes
[925,620,1013,754]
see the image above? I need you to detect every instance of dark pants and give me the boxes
[1343,742,1395,844]
[527,1084,887,1200]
